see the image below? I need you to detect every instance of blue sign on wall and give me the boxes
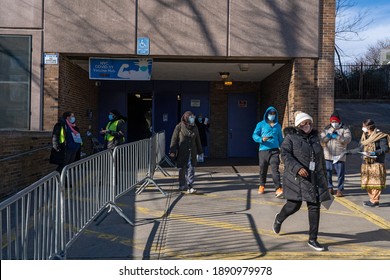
[89,58,152,80]
[137,37,150,55]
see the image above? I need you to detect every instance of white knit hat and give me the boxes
[294,111,313,127]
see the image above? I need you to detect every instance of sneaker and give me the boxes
[307,239,325,251]
[258,185,265,194]
[335,190,343,197]
[363,201,379,207]
[187,188,197,194]
[272,213,282,234]
[275,187,284,198]
[328,188,334,195]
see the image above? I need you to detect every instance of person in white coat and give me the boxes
[320,111,351,197]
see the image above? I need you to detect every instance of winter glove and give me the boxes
[326,133,332,139]
[369,152,376,156]
[331,133,338,139]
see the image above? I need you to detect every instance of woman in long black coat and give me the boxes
[273,111,331,251]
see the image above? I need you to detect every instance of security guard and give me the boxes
[100,109,127,149]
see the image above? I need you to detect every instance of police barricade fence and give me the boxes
[156,131,165,164]
[154,130,174,174]
[0,133,166,259]
[61,149,113,256]
[113,131,168,197]
[133,131,168,195]
[112,138,150,199]
[0,172,62,260]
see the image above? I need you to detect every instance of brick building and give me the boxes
[0,0,335,197]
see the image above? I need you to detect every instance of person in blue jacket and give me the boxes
[252,106,284,198]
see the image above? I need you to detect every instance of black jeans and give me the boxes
[278,200,321,240]
[258,149,281,189]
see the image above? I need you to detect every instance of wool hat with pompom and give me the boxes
[294,111,313,127]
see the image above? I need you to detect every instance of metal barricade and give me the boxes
[136,132,167,195]
[0,131,169,259]
[61,150,114,254]
[0,172,62,260]
[95,139,151,226]
[113,139,149,198]
[155,131,173,176]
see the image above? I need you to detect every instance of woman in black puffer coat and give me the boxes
[273,111,331,252]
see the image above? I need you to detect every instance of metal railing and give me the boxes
[335,64,390,99]
[0,145,52,162]
[0,131,171,259]
[135,132,168,195]
[61,149,113,252]
[0,172,62,260]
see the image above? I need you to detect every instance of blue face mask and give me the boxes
[268,114,276,121]
[188,116,195,124]
[69,116,76,123]
[108,114,114,121]
[198,118,202,123]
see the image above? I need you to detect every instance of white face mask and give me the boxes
[188,116,195,124]
[331,122,339,129]
[362,127,368,133]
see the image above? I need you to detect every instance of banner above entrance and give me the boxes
[89,58,152,80]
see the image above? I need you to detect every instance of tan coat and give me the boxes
[320,124,352,162]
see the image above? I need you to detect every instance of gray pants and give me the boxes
[179,158,195,190]
[258,149,281,190]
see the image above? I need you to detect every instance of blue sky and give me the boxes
[336,0,390,63]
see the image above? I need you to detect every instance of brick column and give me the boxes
[290,58,318,128]
[43,62,60,131]
[318,0,336,128]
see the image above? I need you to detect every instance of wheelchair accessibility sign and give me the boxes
[137,37,150,55]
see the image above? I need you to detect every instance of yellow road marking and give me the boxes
[162,249,390,260]
[334,197,390,230]
[136,206,390,256]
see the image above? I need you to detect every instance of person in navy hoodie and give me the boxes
[252,106,284,198]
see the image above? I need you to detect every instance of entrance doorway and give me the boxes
[127,93,152,142]
[227,93,258,157]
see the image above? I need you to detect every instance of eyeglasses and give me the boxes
[299,120,312,126]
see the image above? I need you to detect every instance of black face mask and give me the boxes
[300,124,312,134]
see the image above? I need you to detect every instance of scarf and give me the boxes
[360,129,387,147]
[66,119,80,135]
[360,129,388,164]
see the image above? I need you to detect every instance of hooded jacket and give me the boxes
[281,127,331,203]
[252,106,284,151]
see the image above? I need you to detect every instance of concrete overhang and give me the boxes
[68,56,288,82]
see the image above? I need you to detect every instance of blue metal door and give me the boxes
[228,93,258,157]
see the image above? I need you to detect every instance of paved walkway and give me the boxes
[66,155,390,260]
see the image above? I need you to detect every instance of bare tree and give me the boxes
[335,0,372,63]
[355,38,390,65]
[335,0,372,96]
